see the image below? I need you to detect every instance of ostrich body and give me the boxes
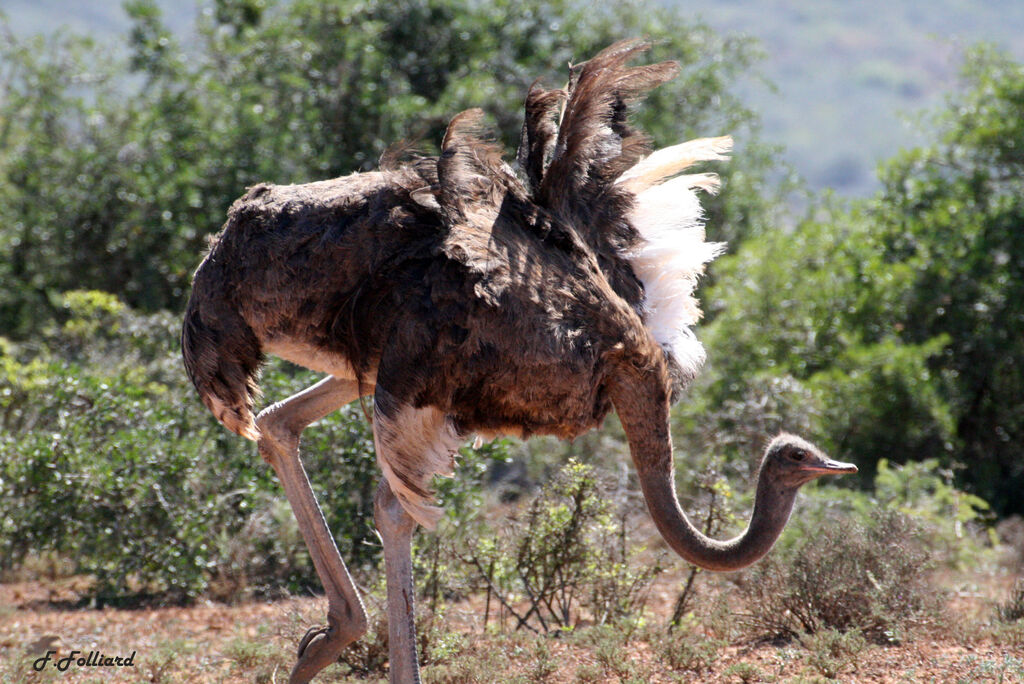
[182,41,856,684]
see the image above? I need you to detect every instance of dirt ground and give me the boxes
[2,571,1023,684]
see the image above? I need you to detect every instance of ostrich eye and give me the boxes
[791,450,806,462]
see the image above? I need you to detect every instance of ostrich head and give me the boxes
[626,429,858,573]
[758,433,858,490]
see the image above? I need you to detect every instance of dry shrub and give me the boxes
[738,508,938,643]
[328,591,456,678]
[996,516,1024,571]
[996,578,1024,624]
[335,603,391,678]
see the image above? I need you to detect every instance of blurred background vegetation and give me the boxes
[0,0,1022,615]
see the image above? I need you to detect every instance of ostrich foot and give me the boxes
[254,376,373,684]
[289,613,362,684]
[296,625,330,657]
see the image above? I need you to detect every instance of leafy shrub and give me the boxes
[457,460,659,634]
[0,297,255,600]
[872,457,994,569]
[0,292,423,601]
[698,47,1024,519]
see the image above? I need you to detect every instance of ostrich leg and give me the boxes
[255,375,373,684]
[370,386,462,684]
[374,479,421,684]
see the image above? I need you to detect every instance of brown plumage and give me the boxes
[516,82,565,193]
[185,41,672,448]
[182,40,855,684]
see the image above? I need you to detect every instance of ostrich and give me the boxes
[182,40,856,683]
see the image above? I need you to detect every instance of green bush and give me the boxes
[456,460,659,633]
[0,291,392,601]
[872,457,994,569]
[698,47,1024,517]
[0,0,773,338]
[1,354,263,600]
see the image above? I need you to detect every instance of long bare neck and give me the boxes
[609,364,797,572]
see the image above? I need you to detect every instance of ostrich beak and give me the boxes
[801,456,858,477]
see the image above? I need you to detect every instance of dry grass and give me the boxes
[3,562,1023,684]
[3,480,1019,683]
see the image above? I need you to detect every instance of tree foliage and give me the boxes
[872,46,1024,514]
[0,0,775,602]
[0,0,771,337]
[0,291,384,601]
[700,46,1024,515]
[2,0,1022,606]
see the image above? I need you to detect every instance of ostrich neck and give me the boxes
[609,365,797,572]
[637,460,797,572]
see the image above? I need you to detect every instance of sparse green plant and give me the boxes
[622,675,653,684]
[528,637,558,683]
[669,460,739,630]
[330,583,463,678]
[145,637,195,684]
[459,460,659,634]
[593,633,635,678]
[413,441,510,615]
[225,635,277,669]
[955,654,1024,684]
[992,621,1024,648]
[658,633,723,674]
[701,591,746,643]
[723,662,766,683]
[943,611,989,647]
[802,627,866,679]
[873,458,995,569]
[573,661,605,683]
[568,622,635,678]
[424,638,513,684]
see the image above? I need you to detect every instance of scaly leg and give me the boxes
[255,375,373,684]
[374,479,421,684]
[370,387,464,684]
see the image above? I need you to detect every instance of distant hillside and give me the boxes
[2,0,195,38]
[676,0,1024,194]
[4,0,1024,195]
